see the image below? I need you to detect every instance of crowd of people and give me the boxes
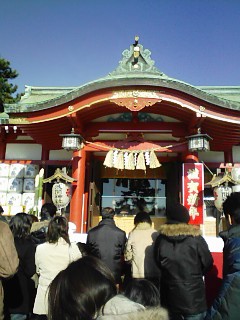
[0,192,240,319]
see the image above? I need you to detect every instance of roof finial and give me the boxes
[134,35,139,44]
[133,36,140,68]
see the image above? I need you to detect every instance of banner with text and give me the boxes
[182,163,204,224]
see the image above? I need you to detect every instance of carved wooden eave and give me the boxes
[43,168,76,183]
[110,90,162,111]
[205,173,236,187]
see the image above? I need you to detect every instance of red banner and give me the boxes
[182,163,204,224]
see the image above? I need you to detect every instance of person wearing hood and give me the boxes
[154,203,213,320]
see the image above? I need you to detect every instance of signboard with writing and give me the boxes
[182,163,204,224]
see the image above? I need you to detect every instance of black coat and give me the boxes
[86,218,126,282]
[154,223,213,316]
[205,271,240,320]
[219,224,240,277]
[205,224,240,319]
[3,237,36,316]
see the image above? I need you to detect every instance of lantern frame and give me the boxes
[60,128,83,151]
[186,129,212,152]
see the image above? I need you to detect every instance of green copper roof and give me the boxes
[197,86,240,103]
[4,39,240,113]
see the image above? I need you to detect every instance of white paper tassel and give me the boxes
[145,151,150,166]
[125,152,135,170]
[149,150,161,168]
[136,151,146,170]
[113,150,118,166]
[134,153,138,167]
[124,152,129,167]
[103,150,114,168]
[115,151,124,170]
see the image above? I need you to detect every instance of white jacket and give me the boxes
[98,294,145,319]
[124,222,160,279]
[33,237,81,315]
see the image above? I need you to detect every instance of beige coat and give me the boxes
[0,221,19,320]
[124,222,160,279]
[33,237,82,315]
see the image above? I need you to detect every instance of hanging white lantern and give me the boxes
[52,182,72,210]
[232,185,240,192]
[213,184,232,212]
[231,168,240,183]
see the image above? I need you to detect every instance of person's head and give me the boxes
[101,207,115,219]
[47,216,70,245]
[0,205,4,215]
[124,279,160,308]
[76,242,91,256]
[166,203,190,224]
[48,256,117,320]
[40,203,57,221]
[223,192,240,225]
[28,214,39,225]
[9,212,32,239]
[134,212,152,226]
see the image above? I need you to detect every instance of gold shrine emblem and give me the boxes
[110,90,162,111]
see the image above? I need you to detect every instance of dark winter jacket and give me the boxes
[205,271,240,320]
[219,224,240,277]
[3,237,36,316]
[205,224,240,319]
[154,223,213,316]
[30,220,49,244]
[87,218,126,282]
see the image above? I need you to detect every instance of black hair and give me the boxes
[166,202,190,224]
[134,212,152,226]
[124,278,160,308]
[0,205,4,214]
[47,216,70,245]
[101,207,115,219]
[76,242,91,256]
[223,192,240,224]
[48,256,117,320]
[28,214,39,225]
[9,212,32,239]
[40,203,57,221]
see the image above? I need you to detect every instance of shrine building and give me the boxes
[1,37,240,235]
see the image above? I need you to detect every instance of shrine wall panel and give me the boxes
[49,149,72,161]
[6,144,42,160]
[233,146,240,162]
[198,151,224,163]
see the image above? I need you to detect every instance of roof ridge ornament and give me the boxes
[109,36,168,77]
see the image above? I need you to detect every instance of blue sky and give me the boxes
[1,0,240,94]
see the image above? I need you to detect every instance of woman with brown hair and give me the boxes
[33,216,81,319]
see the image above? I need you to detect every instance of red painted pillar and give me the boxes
[82,157,90,233]
[41,148,49,161]
[41,148,49,203]
[70,148,86,232]
[224,150,233,164]
[182,151,199,163]
[0,140,6,160]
